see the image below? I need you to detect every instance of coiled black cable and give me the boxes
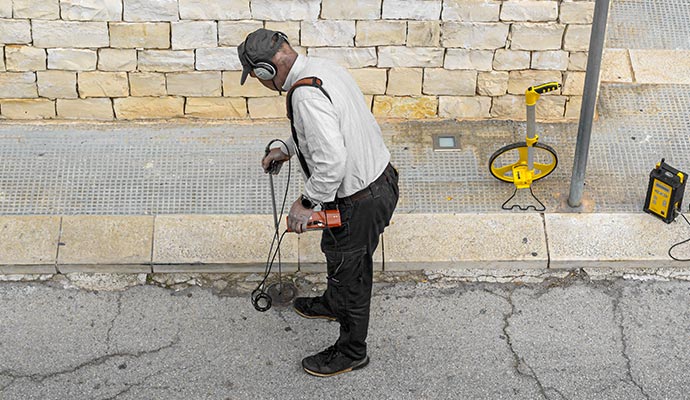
[668,213,690,262]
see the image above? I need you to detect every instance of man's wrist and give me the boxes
[300,194,317,209]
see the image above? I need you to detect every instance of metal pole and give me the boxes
[567,0,611,207]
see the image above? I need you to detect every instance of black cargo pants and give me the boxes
[321,163,399,360]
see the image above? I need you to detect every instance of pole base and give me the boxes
[266,282,298,306]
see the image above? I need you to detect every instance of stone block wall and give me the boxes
[0,0,595,121]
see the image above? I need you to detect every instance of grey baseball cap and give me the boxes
[237,29,288,85]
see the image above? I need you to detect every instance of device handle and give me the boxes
[525,82,561,106]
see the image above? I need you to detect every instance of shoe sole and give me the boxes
[293,306,337,321]
[303,356,369,377]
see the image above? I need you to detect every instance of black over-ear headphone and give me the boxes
[248,32,288,81]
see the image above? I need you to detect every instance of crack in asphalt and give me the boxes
[500,288,549,399]
[0,335,180,388]
[610,284,651,400]
[106,292,124,353]
[98,369,164,400]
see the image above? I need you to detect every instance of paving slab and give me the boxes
[57,216,154,269]
[546,213,690,268]
[0,216,60,269]
[629,50,690,84]
[152,215,298,272]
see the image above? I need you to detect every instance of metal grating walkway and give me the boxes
[606,0,690,49]
[0,84,688,216]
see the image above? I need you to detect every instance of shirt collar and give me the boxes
[282,54,307,92]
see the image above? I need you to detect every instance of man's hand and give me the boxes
[262,147,290,174]
[287,197,313,234]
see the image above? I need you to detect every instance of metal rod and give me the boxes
[269,174,282,290]
[526,105,536,170]
[568,0,611,207]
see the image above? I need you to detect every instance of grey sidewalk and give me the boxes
[1,270,689,399]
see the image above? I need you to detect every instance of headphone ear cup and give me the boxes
[253,61,277,81]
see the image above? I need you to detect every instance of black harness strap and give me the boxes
[286,76,332,179]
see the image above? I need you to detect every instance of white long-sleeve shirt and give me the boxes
[279,54,391,203]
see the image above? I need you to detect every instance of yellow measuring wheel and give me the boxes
[489,82,561,210]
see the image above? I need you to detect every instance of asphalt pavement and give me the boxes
[1,270,689,400]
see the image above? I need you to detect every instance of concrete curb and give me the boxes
[0,213,688,273]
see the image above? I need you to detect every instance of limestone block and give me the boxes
[98,49,137,71]
[508,70,562,95]
[1,99,55,119]
[490,95,523,119]
[534,95,566,119]
[407,21,441,47]
[442,22,509,49]
[172,21,218,50]
[322,0,382,19]
[563,71,585,95]
[129,72,167,96]
[0,72,37,98]
[386,68,422,95]
[532,50,569,70]
[372,96,438,119]
[196,48,242,71]
[37,71,78,98]
[0,2,10,17]
[565,95,582,119]
[123,0,179,21]
[442,0,500,22]
[493,49,530,70]
[47,49,97,71]
[109,23,170,49]
[218,21,264,46]
[61,0,122,21]
[167,72,222,97]
[308,47,377,68]
[630,50,690,84]
[138,50,195,72]
[0,19,32,44]
[423,69,476,95]
[153,215,297,265]
[264,22,300,44]
[179,0,251,20]
[0,47,4,71]
[223,71,279,97]
[568,51,588,71]
[58,216,153,265]
[301,20,355,47]
[5,46,46,72]
[251,0,321,21]
[382,0,442,20]
[500,1,558,22]
[114,97,185,119]
[57,98,114,120]
[185,97,247,119]
[477,71,508,96]
[563,24,591,52]
[560,2,595,24]
[601,49,632,83]
[32,21,109,48]
[0,217,60,265]
[78,71,129,97]
[378,46,444,67]
[510,23,565,51]
[13,0,59,19]
[439,96,491,119]
[355,21,405,46]
[445,49,493,71]
[248,97,287,119]
[348,68,387,95]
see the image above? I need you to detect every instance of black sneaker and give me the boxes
[302,346,369,377]
[293,297,336,321]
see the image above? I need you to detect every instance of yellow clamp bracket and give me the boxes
[526,135,539,147]
[512,165,534,189]
[678,172,685,184]
[525,82,562,106]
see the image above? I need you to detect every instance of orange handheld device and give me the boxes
[286,209,342,232]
